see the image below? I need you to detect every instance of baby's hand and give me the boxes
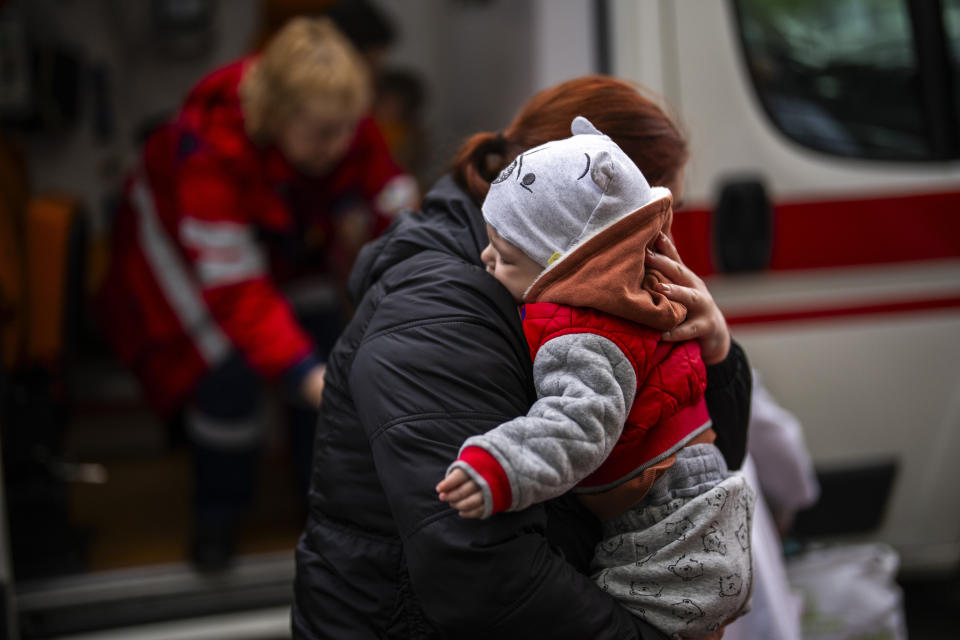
[436,468,486,519]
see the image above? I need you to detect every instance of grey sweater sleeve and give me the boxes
[452,332,637,518]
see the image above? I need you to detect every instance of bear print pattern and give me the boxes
[736,522,750,551]
[704,486,728,510]
[601,536,623,556]
[664,517,695,540]
[630,581,664,598]
[668,554,704,581]
[635,541,657,567]
[719,573,743,598]
[591,473,755,639]
[598,569,610,592]
[663,498,685,516]
[701,522,727,555]
[670,599,704,624]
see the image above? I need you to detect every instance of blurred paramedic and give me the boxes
[97,17,418,570]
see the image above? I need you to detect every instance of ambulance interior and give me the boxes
[1,0,959,638]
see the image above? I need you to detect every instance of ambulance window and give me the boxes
[947,0,960,129]
[949,0,960,52]
[733,0,939,160]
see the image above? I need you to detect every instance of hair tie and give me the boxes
[480,131,507,176]
[478,131,509,179]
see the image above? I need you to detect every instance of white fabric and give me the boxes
[722,458,805,640]
[785,543,907,640]
[180,217,267,288]
[483,116,653,267]
[747,371,820,530]
[725,375,820,640]
[180,217,252,249]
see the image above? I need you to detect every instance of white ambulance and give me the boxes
[607,0,960,574]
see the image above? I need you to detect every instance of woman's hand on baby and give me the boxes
[645,232,731,365]
[436,468,485,518]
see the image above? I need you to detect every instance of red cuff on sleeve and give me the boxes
[459,446,512,515]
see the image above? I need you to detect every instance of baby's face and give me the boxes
[481,224,543,303]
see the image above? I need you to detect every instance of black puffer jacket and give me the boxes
[292,176,751,639]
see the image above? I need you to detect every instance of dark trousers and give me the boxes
[189,307,343,535]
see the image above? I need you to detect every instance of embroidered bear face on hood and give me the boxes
[482,117,686,331]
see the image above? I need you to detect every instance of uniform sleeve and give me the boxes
[177,151,315,379]
[450,332,638,518]
[349,269,661,639]
[704,339,752,470]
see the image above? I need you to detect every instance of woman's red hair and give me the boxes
[452,75,688,206]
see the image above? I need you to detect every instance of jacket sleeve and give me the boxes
[177,151,315,380]
[704,339,752,470]
[349,272,663,639]
[450,332,637,518]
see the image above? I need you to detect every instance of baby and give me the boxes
[436,117,754,639]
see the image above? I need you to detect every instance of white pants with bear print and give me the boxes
[591,443,755,639]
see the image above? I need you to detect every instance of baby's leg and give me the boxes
[591,444,755,639]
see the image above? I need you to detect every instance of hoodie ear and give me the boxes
[590,150,615,192]
[571,116,605,137]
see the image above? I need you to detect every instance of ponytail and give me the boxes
[450,75,688,208]
[451,131,512,206]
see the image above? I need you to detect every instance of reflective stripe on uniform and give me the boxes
[375,174,419,217]
[181,217,252,249]
[180,217,267,288]
[185,404,264,450]
[132,175,230,366]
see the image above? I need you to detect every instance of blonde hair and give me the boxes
[240,17,371,142]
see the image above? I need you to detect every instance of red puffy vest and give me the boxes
[521,301,710,491]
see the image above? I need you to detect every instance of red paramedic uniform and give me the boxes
[98,59,417,414]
